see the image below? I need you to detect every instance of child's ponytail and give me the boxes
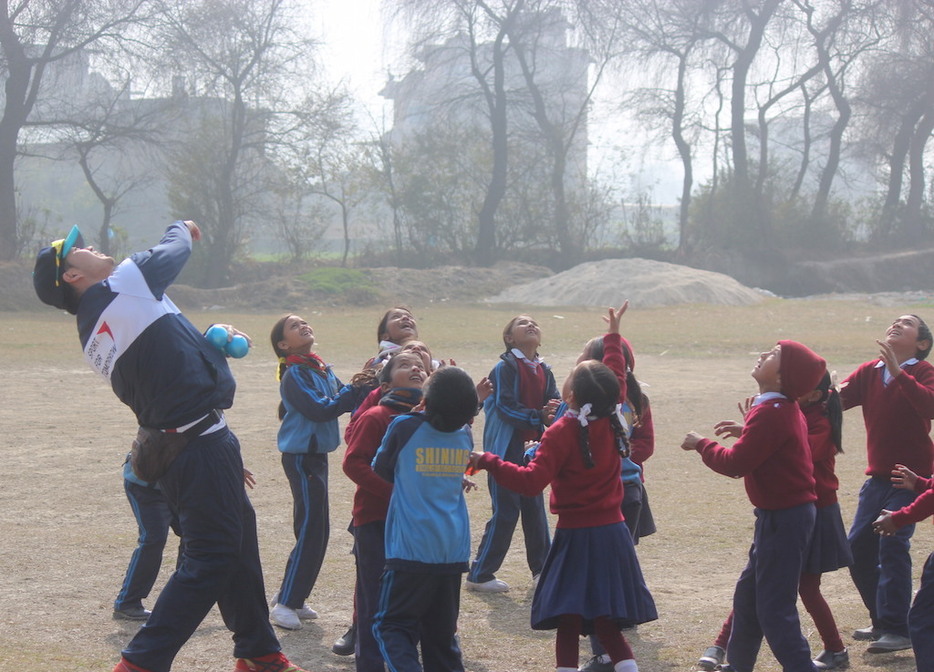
[570,361,622,469]
[270,315,291,421]
[610,411,632,459]
[818,371,843,454]
[576,404,595,469]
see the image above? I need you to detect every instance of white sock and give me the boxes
[556,667,577,672]
[614,659,638,672]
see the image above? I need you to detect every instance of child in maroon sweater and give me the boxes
[873,463,934,671]
[840,314,934,653]
[697,370,852,671]
[682,340,825,672]
[469,358,656,672]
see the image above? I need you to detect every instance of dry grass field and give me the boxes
[1,297,932,672]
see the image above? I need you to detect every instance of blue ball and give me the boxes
[205,325,228,350]
[225,334,250,359]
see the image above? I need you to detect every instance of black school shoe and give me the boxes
[866,633,911,653]
[113,605,151,621]
[578,655,613,672]
[852,625,879,641]
[332,623,356,656]
[813,648,850,670]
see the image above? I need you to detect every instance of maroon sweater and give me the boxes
[342,403,396,527]
[477,413,625,529]
[839,359,934,477]
[802,402,840,508]
[891,475,934,528]
[697,396,817,511]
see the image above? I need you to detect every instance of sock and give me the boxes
[614,659,638,672]
[557,668,577,672]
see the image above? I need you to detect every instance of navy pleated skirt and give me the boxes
[803,501,853,575]
[531,521,658,633]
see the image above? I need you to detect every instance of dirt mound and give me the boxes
[487,258,765,308]
[0,259,554,311]
[362,262,551,305]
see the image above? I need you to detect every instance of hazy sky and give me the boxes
[313,0,398,117]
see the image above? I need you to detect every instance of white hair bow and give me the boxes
[576,403,593,427]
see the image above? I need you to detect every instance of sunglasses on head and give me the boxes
[49,226,82,287]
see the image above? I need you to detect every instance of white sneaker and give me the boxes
[270,603,302,630]
[295,604,318,620]
[465,578,510,593]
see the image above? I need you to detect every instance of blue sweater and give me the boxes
[278,363,361,454]
[372,414,473,571]
[483,351,559,459]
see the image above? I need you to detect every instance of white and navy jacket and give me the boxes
[75,222,234,429]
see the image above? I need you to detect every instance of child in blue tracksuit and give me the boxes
[269,314,374,631]
[114,458,183,621]
[372,367,479,672]
[467,315,559,593]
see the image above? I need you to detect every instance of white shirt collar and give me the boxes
[511,347,543,365]
[752,391,786,406]
[875,357,918,385]
[874,357,918,369]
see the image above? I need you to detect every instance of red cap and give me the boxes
[778,340,826,400]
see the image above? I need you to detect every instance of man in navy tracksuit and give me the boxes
[33,221,306,672]
[371,367,478,672]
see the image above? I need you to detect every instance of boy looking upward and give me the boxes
[840,314,934,654]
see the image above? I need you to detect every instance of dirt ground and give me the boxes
[1,299,931,672]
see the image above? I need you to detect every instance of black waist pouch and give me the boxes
[130,411,220,482]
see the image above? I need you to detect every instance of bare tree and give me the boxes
[152,0,313,286]
[25,77,167,255]
[394,0,527,265]
[0,0,151,259]
[602,0,714,255]
[291,88,366,267]
[505,2,614,266]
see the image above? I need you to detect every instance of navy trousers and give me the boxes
[467,438,550,583]
[728,502,816,672]
[848,476,918,637]
[115,480,182,611]
[375,569,464,672]
[122,428,280,672]
[909,551,934,672]
[354,520,387,672]
[278,452,329,609]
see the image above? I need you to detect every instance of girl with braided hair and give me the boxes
[468,355,657,672]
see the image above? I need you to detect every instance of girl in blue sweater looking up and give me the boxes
[469,359,657,672]
[268,314,375,631]
[467,314,559,593]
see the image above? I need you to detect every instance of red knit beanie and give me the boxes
[778,340,826,400]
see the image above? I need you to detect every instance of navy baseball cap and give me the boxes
[33,225,84,313]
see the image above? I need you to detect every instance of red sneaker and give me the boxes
[234,651,310,672]
[113,658,154,672]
